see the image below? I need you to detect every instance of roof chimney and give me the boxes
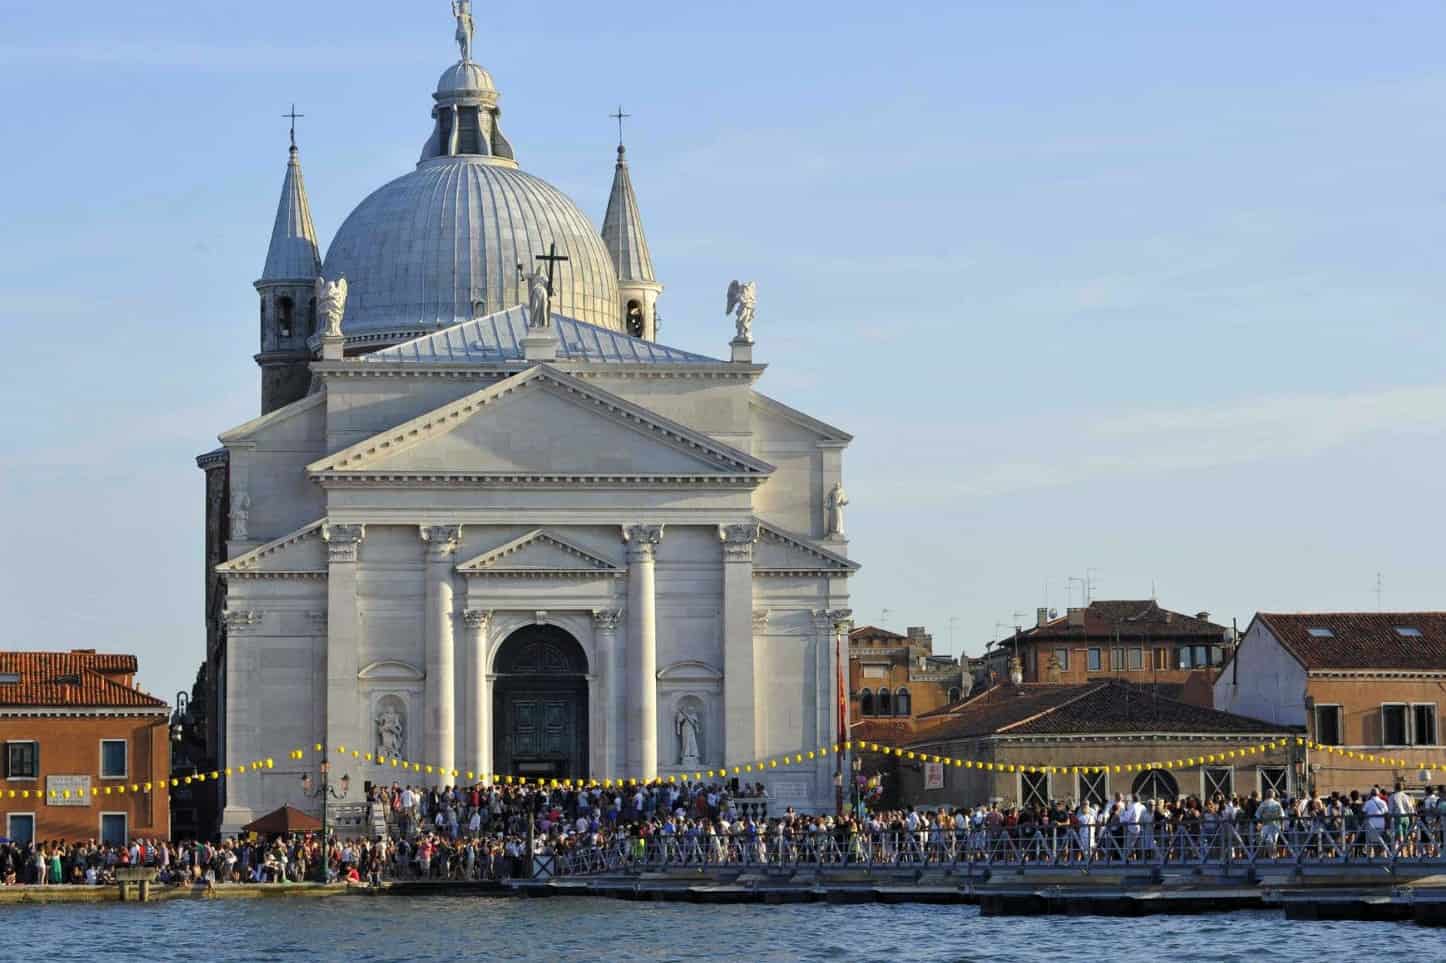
[1067,607,1086,627]
[1036,607,1049,628]
[1196,612,1210,622]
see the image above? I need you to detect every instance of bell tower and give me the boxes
[602,112,662,341]
[255,112,322,414]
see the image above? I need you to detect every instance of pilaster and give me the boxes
[592,608,624,778]
[463,609,492,780]
[321,523,365,760]
[720,523,761,765]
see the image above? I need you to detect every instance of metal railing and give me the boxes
[552,813,1446,876]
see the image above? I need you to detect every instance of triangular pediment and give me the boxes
[457,529,623,578]
[216,520,327,579]
[307,365,773,482]
[754,522,860,576]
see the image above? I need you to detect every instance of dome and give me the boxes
[322,156,621,340]
[437,61,494,96]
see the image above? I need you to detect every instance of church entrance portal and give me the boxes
[492,625,589,780]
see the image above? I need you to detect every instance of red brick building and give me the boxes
[849,625,964,736]
[981,601,1231,698]
[0,651,171,845]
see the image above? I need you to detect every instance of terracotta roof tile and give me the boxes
[908,679,1289,743]
[0,652,167,710]
[1256,612,1446,671]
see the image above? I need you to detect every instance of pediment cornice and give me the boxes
[307,364,774,479]
[216,519,328,580]
[753,521,861,577]
[457,529,624,578]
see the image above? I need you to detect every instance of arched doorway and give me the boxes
[1131,768,1179,803]
[492,625,589,780]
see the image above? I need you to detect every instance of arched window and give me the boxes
[859,689,874,717]
[626,300,645,338]
[1131,768,1179,804]
[276,296,295,337]
[877,688,892,716]
[947,687,961,704]
[307,297,318,335]
[895,687,912,716]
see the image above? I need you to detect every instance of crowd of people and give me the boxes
[2,779,1441,886]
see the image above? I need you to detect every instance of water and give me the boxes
[6,896,1440,962]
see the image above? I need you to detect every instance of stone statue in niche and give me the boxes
[675,703,703,767]
[376,704,405,758]
[825,481,849,538]
[229,491,251,541]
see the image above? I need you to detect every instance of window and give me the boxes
[1020,770,1050,809]
[1177,647,1192,669]
[1154,648,1169,671]
[307,297,317,335]
[947,687,961,703]
[1052,649,1069,671]
[1314,705,1343,746]
[276,296,294,337]
[859,689,874,717]
[1394,626,1423,638]
[1128,648,1143,670]
[895,688,912,717]
[1112,648,1125,671]
[100,739,128,779]
[5,741,37,780]
[0,673,19,684]
[1307,627,1334,638]
[1132,768,1179,803]
[1087,649,1102,672]
[1412,704,1438,746]
[1210,646,1224,666]
[1191,645,1207,668]
[6,814,34,846]
[1382,704,1408,746]
[877,688,892,716]
[1203,766,1233,800]
[1078,770,1108,807]
[100,813,128,848]
[1259,766,1289,797]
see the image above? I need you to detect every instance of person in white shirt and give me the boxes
[1362,788,1389,853]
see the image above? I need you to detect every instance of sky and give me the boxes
[1,1,1444,703]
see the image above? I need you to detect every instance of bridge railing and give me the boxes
[550,812,1445,876]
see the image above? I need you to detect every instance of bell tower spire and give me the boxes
[602,107,663,341]
[255,113,322,414]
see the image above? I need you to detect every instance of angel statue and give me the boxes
[315,275,348,338]
[518,263,551,330]
[452,1,475,64]
[726,280,757,343]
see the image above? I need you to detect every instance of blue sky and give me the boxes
[2,1,1444,701]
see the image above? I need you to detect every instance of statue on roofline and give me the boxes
[727,280,757,343]
[453,1,475,64]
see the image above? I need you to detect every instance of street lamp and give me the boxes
[170,692,193,745]
[300,759,350,882]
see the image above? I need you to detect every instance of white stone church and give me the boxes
[200,9,857,832]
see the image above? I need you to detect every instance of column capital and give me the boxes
[622,524,664,561]
[592,608,624,632]
[828,608,854,635]
[718,523,761,562]
[463,609,492,632]
[321,522,366,563]
[420,524,463,561]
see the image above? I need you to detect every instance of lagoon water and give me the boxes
[10,896,1441,962]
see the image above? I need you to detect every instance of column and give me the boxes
[464,610,491,781]
[719,524,761,765]
[623,525,663,780]
[421,525,462,779]
[592,608,624,777]
[321,523,365,762]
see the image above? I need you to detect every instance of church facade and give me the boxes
[200,9,857,832]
